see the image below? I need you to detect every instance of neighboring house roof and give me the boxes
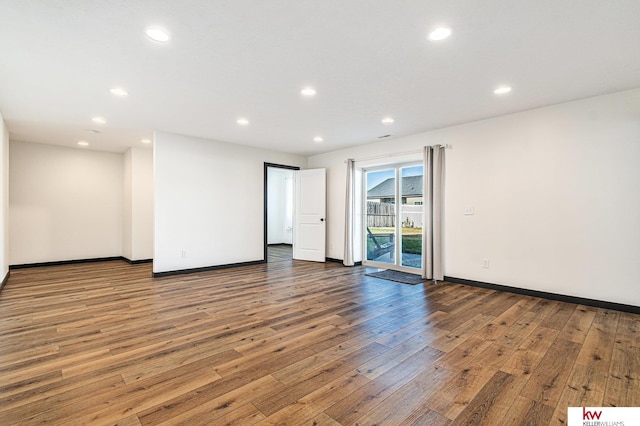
[367,175,423,198]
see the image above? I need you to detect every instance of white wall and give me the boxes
[9,141,124,264]
[267,167,293,245]
[123,147,154,261]
[0,114,9,281]
[309,88,640,306]
[123,149,133,260]
[153,131,306,274]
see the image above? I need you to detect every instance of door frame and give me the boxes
[264,163,300,262]
[362,161,423,273]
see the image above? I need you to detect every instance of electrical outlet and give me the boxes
[181,250,187,258]
[464,207,475,215]
[483,259,490,269]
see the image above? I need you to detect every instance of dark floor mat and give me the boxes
[364,269,426,285]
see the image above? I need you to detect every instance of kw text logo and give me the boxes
[582,407,602,420]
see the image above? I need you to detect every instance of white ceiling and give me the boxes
[1,1,639,156]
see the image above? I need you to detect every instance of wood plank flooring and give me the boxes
[267,244,292,263]
[0,259,638,425]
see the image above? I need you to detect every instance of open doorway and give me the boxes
[264,163,299,262]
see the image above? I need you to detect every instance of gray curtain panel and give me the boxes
[422,145,445,280]
[343,158,356,266]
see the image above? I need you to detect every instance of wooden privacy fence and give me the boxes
[367,202,424,228]
[367,201,395,227]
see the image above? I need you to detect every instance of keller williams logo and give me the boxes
[583,407,603,420]
[569,406,637,425]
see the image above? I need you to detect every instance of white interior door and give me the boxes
[293,168,326,262]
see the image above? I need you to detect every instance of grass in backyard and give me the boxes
[402,237,422,254]
[366,231,423,257]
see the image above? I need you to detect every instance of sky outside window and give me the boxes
[367,165,422,190]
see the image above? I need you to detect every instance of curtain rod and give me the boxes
[345,144,451,163]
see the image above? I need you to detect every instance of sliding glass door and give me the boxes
[364,168,396,265]
[364,163,423,271]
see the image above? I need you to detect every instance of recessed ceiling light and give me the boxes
[494,85,513,95]
[145,27,171,43]
[313,136,323,143]
[381,117,395,125]
[110,87,128,97]
[92,116,106,124]
[77,141,89,146]
[301,87,317,97]
[428,26,452,41]
[237,118,249,125]
[141,138,152,144]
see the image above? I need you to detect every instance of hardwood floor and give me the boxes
[267,244,292,263]
[0,260,637,425]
